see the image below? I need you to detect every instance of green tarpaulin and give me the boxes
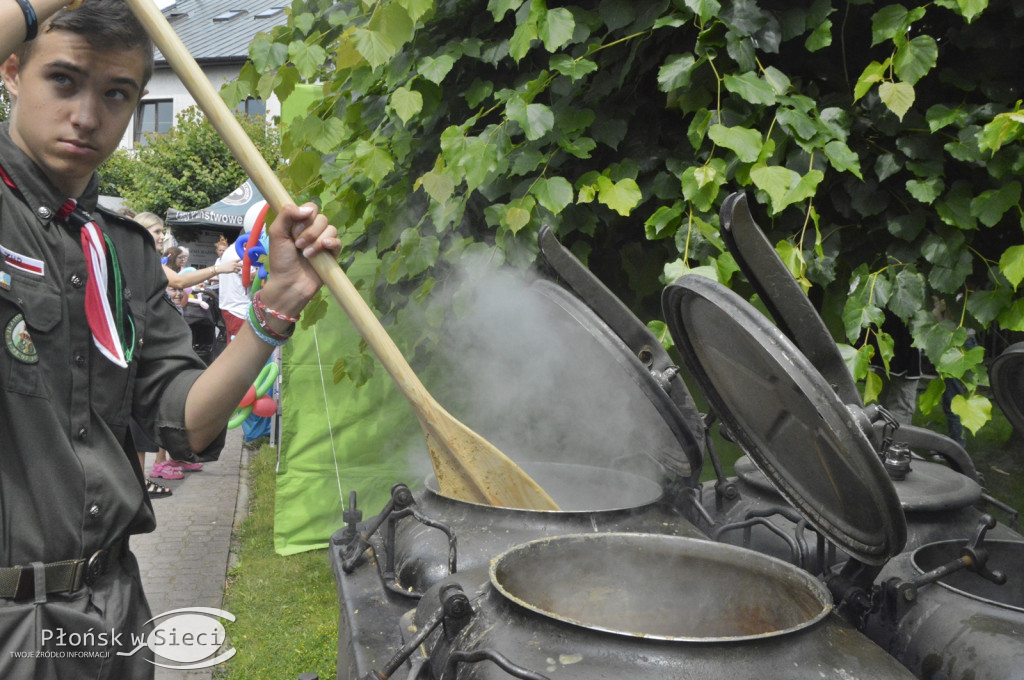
[274,254,421,555]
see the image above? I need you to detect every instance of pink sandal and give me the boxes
[150,461,184,480]
[165,459,203,472]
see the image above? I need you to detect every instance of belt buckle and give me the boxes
[83,549,108,587]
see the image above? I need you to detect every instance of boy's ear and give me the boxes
[0,55,20,101]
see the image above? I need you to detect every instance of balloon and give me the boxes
[233,234,248,259]
[239,385,257,408]
[228,405,252,429]
[252,395,277,418]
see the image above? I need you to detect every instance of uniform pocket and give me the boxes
[0,274,61,399]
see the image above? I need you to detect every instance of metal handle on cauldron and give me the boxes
[335,485,416,573]
[893,514,1007,604]
[367,584,475,680]
[442,651,551,680]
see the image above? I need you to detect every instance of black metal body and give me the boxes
[700,455,1021,573]
[329,463,704,680]
[408,535,917,680]
[864,539,1024,679]
[668,194,1024,680]
[326,215,1023,680]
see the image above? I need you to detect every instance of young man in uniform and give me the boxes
[0,1,339,677]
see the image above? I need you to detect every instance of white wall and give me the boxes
[119,64,282,150]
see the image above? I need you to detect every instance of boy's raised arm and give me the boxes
[0,1,74,62]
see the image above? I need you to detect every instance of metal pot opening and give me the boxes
[490,533,832,642]
[426,462,663,512]
[912,539,1024,610]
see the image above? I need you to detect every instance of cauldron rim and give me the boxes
[911,538,1024,613]
[423,461,664,513]
[488,532,834,642]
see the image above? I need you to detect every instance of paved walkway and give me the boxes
[132,427,250,680]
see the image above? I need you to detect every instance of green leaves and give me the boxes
[215,0,1021,437]
[879,81,915,121]
[750,167,824,214]
[506,97,555,140]
[390,86,423,123]
[708,124,762,162]
[658,54,698,92]
[532,176,574,215]
[578,174,642,216]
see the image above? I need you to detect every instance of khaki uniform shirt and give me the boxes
[0,122,224,569]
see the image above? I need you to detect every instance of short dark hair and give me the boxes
[16,0,155,89]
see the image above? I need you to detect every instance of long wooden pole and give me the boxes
[123,0,558,510]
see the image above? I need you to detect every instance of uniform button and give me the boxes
[77,427,88,441]
[70,273,84,287]
[37,206,53,219]
[74,352,86,366]
[123,288,132,301]
[88,504,101,518]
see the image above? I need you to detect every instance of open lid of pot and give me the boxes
[662,275,907,565]
[991,342,1024,437]
[527,278,703,480]
[537,226,704,481]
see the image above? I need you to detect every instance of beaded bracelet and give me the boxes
[253,289,300,323]
[15,0,38,40]
[247,304,292,347]
[248,296,294,344]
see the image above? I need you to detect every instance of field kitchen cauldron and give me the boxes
[327,229,925,680]
[662,204,1024,680]
[690,193,1021,575]
[329,235,710,678]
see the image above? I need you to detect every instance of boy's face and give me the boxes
[1,29,146,197]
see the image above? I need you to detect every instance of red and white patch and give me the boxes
[0,243,44,276]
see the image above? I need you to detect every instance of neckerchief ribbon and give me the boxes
[57,199,133,368]
[0,164,133,368]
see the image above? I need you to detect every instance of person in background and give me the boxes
[134,213,207,482]
[166,244,188,272]
[873,312,922,426]
[136,212,241,290]
[0,2,339,676]
[208,234,229,291]
[218,228,249,343]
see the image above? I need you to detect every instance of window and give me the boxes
[235,97,266,119]
[213,10,246,22]
[134,99,173,146]
[254,8,285,19]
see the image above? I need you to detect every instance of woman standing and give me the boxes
[136,213,242,290]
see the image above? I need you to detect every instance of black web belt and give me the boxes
[0,539,125,600]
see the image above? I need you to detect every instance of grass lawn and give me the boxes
[216,446,338,680]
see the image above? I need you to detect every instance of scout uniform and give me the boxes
[0,122,224,678]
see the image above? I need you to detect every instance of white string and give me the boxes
[312,323,346,506]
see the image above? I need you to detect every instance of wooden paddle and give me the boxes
[123,0,558,511]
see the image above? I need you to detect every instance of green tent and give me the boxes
[274,252,423,555]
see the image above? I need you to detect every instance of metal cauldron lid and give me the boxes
[662,275,907,565]
[991,342,1024,436]
[537,227,704,480]
[528,277,703,480]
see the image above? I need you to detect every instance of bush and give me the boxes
[228,0,1024,434]
[98,106,280,216]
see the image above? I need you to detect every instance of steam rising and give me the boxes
[409,256,685,486]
